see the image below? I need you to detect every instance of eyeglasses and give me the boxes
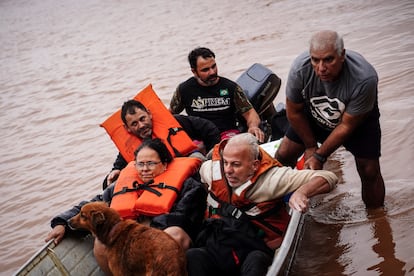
[136,161,162,168]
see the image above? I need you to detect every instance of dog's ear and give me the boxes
[91,210,106,227]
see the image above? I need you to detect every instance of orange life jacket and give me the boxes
[207,140,290,249]
[110,157,201,219]
[100,84,197,162]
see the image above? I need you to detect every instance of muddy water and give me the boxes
[0,0,413,275]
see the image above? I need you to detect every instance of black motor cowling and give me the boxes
[236,63,282,141]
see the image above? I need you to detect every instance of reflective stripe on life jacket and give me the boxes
[110,157,201,219]
[100,84,197,162]
[208,139,290,249]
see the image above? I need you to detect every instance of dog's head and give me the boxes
[69,202,120,236]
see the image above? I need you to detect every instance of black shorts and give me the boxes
[286,108,382,159]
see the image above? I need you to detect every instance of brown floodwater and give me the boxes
[0,0,413,275]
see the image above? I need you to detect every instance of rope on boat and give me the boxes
[46,247,70,276]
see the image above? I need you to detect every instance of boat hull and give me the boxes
[14,234,104,276]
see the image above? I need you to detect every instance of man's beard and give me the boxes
[199,75,218,86]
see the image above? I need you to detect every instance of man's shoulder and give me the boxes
[178,77,198,90]
[217,77,243,97]
[346,49,368,61]
[199,160,213,185]
[180,76,197,84]
[218,76,239,87]
[291,51,312,70]
[345,50,377,80]
[287,51,313,81]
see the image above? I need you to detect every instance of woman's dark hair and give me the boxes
[134,138,173,164]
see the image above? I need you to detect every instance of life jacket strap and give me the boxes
[208,192,252,221]
[207,191,285,237]
[145,182,180,196]
[112,186,139,197]
[112,180,180,198]
[167,127,186,157]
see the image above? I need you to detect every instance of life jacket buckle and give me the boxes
[231,208,242,219]
[169,127,179,135]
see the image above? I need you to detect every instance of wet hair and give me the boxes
[309,30,344,56]
[134,138,173,164]
[188,47,215,70]
[226,133,259,160]
[121,100,148,126]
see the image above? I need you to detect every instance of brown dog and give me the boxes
[69,201,187,276]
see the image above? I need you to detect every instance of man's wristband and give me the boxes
[313,152,327,163]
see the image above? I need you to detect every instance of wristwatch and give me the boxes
[313,152,327,163]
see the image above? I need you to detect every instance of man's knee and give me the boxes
[241,250,272,276]
[163,226,192,251]
[355,157,385,208]
[275,136,304,167]
[355,157,382,182]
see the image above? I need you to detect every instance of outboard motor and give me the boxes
[236,63,282,142]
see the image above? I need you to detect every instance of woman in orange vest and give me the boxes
[45,138,207,275]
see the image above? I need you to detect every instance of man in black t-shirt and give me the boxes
[170,47,264,143]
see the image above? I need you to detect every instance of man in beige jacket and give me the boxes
[187,133,338,276]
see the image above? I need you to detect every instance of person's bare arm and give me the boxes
[242,108,265,143]
[289,175,331,212]
[106,169,121,185]
[45,225,66,245]
[286,98,318,160]
[169,88,184,114]
[306,111,367,169]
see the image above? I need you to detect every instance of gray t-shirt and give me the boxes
[286,50,378,130]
